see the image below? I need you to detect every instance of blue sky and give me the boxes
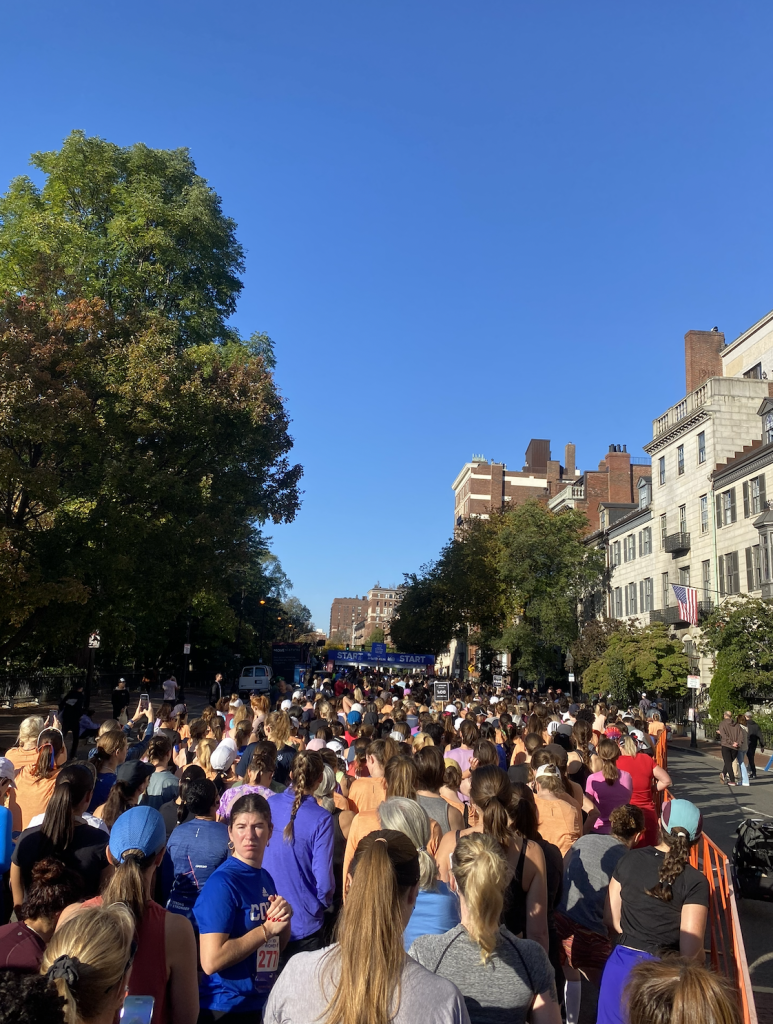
[3,2,773,631]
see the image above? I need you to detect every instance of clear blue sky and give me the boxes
[3,3,773,632]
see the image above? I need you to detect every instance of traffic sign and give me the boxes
[88,632,100,649]
[687,676,701,689]
[568,672,575,683]
[371,642,387,658]
[434,681,450,703]
[493,674,503,689]
[183,643,191,655]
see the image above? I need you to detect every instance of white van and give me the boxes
[238,665,273,698]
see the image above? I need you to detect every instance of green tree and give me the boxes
[701,597,773,718]
[570,618,625,677]
[0,133,302,663]
[582,623,688,704]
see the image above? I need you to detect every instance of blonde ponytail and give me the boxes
[41,903,134,1024]
[451,832,508,962]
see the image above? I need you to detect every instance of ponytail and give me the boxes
[41,765,95,851]
[452,833,508,961]
[646,828,692,902]
[33,728,64,780]
[284,750,324,842]
[99,780,135,830]
[324,830,419,1024]
[469,765,515,847]
[89,730,127,774]
[597,737,620,785]
[102,849,155,924]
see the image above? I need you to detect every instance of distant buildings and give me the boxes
[328,583,406,645]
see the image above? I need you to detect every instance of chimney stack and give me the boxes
[685,329,724,394]
[564,442,576,478]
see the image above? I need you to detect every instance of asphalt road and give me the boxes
[667,742,773,1022]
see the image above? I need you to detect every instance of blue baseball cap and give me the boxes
[109,805,166,863]
[347,711,362,726]
[660,799,703,842]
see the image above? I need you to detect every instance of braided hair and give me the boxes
[646,827,692,902]
[283,750,324,842]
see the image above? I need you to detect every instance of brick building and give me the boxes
[549,444,651,534]
[452,439,581,527]
[364,584,406,641]
[328,596,368,644]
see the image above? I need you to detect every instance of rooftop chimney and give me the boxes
[564,442,576,478]
[685,329,724,394]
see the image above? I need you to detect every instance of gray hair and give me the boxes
[377,797,438,892]
[314,764,337,813]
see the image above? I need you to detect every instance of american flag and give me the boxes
[672,584,699,625]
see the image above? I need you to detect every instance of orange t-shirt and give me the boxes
[15,766,60,830]
[333,791,350,813]
[342,807,442,888]
[347,777,387,814]
[535,794,582,857]
[5,747,39,773]
[648,721,666,738]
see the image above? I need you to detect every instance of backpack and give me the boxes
[733,818,773,901]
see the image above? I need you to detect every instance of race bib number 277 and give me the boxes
[256,936,280,973]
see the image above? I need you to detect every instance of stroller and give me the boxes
[733,818,773,901]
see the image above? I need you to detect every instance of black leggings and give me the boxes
[721,745,736,781]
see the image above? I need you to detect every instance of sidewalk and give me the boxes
[670,732,771,776]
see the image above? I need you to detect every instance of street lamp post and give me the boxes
[259,599,266,664]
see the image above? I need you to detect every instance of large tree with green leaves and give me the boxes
[0,132,302,664]
[391,501,605,676]
[581,622,689,704]
[701,596,773,718]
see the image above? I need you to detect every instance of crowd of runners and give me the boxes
[0,672,743,1024]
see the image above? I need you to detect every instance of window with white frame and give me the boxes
[679,504,687,535]
[642,577,653,611]
[677,445,685,475]
[716,488,737,528]
[624,534,636,562]
[698,431,706,464]
[661,571,670,607]
[611,540,621,567]
[625,582,637,616]
[613,588,623,618]
[702,560,711,602]
[659,456,666,485]
[744,475,767,517]
[639,526,652,555]
[660,515,667,550]
[767,413,773,446]
[700,494,709,534]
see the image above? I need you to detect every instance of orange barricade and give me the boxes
[661,774,757,1023]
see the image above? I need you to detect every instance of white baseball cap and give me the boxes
[0,757,16,787]
[454,717,463,731]
[490,696,499,705]
[280,699,292,711]
[210,742,238,772]
[445,704,457,714]
[351,702,363,713]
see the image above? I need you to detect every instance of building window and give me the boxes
[679,504,687,535]
[660,515,667,550]
[679,566,691,586]
[613,588,623,618]
[767,413,773,446]
[661,572,670,608]
[743,362,763,379]
[611,540,621,567]
[625,582,637,616]
[677,445,685,475]
[638,480,651,510]
[600,509,606,529]
[702,560,711,603]
[698,431,706,464]
[744,475,767,517]
[746,546,762,590]
[700,494,709,534]
[716,488,737,528]
[659,456,666,486]
[641,577,653,611]
[624,535,636,562]
[720,551,740,595]
[639,526,652,555]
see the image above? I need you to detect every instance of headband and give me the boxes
[534,763,560,779]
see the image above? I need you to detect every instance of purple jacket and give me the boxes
[261,789,335,940]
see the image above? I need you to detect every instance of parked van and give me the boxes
[238,664,273,698]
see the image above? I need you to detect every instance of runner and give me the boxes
[261,750,334,963]
[59,803,199,1024]
[616,736,671,846]
[92,758,155,830]
[0,857,82,971]
[42,904,135,1024]
[435,765,549,952]
[196,793,292,1022]
[410,832,560,1024]
[554,804,645,1024]
[263,829,470,1024]
[11,764,108,908]
[165,779,229,927]
[5,715,45,773]
[532,764,582,856]
[14,727,67,830]
[346,738,396,813]
[86,729,128,813]
[597,799,709,1024]
[414,745,465,834]
[584,738,633,833]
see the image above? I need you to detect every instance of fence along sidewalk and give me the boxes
[655,730,757,1024]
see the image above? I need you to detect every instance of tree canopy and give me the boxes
[701,596,773,717]
[390,501,606,676]
[580,622,689,704]
[0,132,302,666]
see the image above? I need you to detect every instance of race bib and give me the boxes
[256,935,280,973]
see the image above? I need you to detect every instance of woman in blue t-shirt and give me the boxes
[195,792,292,1023]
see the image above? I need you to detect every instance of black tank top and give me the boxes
[502,838,529,937]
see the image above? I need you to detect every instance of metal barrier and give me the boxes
[656,731,757,1024]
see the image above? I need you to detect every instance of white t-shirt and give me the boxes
[162,679,179,701]
[27,812,109,835]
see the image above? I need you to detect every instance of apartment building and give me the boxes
[596,324,773,682]
[364,584,405,640]
[452,439,580,527]
[328,596,368,643]
[549,444,651,533]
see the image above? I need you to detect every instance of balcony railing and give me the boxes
[664,532,690,553]
[698,600,714,619]
[648,376,769,443]
[649,607,687,625]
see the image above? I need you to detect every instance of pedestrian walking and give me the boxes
[717,711,744,786]
[110,678,131,724]
[209,673,224,709]
[58,683,86,759]
[735,714,750,786]
[745,712,764,780]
